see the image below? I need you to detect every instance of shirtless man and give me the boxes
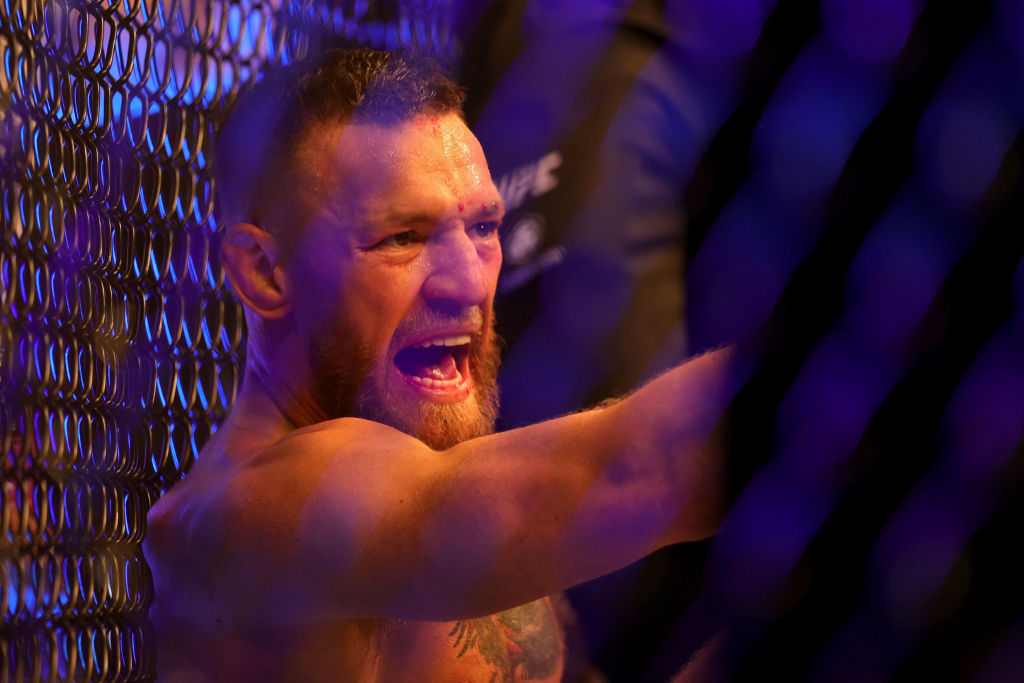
[144,48,735,682]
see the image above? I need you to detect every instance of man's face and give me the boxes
[285,113,504,449]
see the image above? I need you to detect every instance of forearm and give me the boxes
[606,344,735,541]
[419,346,736,615]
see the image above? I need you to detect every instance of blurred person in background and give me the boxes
[455,1,766,678]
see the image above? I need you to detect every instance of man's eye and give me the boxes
[377,231,415,248]
[470,222,500,239]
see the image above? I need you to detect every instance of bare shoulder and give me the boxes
[144,417,445,624]
[222,417,446,527]
[150,416,433,527]
[146,415,431,539]
[248,416,437,470]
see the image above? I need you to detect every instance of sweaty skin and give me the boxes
[145,113,734,681]
[149,430,565,683]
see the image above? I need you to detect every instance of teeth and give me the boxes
[409,369,465,388]
[415,334,472,348]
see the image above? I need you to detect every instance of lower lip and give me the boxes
[396,367,473,403]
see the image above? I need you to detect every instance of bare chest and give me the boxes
[374,599,565,682]
[156,599,563,683]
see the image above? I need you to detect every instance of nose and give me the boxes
[421,227,490,310]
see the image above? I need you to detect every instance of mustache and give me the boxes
[391,306,486,345]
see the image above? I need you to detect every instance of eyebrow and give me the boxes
[376,211,439,227]
[374,199,505,227]
[476,200,505,217]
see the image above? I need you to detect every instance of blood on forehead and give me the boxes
[413,116,444,136]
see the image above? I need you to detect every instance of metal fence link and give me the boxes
[1,0,454,678]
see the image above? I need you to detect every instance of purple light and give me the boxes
[942,327,1024,483]
[821,0,922,65]
[844,198,954,351]
[777,334,894,475]
[713,463,831,618]
[752,42,884,216]
[687,192,807,346]
[915,92,1017,212]
[666,0,773,62]
[995,0,1024,63]
[1015,253,1024,327]
[870,478,973,630]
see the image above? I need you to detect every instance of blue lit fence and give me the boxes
[0,0,452,679]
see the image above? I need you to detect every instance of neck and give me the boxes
[215,360,327,463]
[247,322,335,426]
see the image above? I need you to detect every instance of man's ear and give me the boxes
[220,223,292,319]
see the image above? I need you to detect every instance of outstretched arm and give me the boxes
[146,346,737,624]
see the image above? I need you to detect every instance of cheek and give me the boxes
[484,244,502,287]
[347,268,419,333]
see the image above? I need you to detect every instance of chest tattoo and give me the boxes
[448,601,560,681]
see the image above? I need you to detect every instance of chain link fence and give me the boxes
[0,0,452,679]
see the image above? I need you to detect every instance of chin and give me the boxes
[353,373,500,451]
[412,393,499,451]
[311,315,502,449]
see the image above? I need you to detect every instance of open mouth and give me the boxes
[393,334,472,391]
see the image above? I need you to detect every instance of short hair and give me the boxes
[214,48,466,234]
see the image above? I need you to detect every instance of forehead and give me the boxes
[300,113,495,218]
